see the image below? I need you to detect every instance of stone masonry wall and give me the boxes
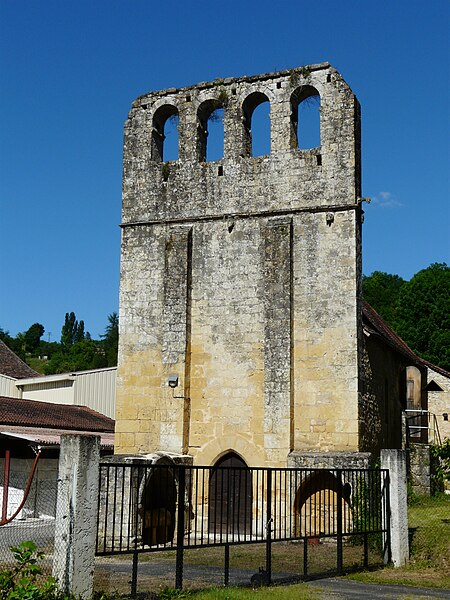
[116,63,363,467]
[427,368,450,443]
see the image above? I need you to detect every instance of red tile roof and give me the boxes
[0,340,38,379]
[0,396,114,432]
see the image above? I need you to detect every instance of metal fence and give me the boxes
[96,462,390,591]
[0,455,57,575]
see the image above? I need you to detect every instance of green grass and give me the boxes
[184,583,318,599]
[345,493,450,588]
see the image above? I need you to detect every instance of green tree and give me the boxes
[0,326,26,360]
[101,312,119,367]
[43,339,107,374]
[23,323,45,354]
[395,263,450,370]
[60,312,85,347]
[362,271,405,327]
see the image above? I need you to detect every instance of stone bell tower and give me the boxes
[115,63,364,468]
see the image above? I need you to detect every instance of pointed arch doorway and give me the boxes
[208,452,252,537]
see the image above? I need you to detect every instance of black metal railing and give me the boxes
[96,462,390,591]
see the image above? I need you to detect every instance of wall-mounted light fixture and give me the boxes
[168,374,179,389]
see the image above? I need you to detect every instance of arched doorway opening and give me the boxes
[208,452,252,537]
[140,465,177,546]
[294,471,352,537]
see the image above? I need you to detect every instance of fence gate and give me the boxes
[96,462,390,593]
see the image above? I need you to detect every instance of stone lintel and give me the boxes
[287,451,372,470]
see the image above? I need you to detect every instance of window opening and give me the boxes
[206,108,224,162]
[291,86,321,150]
[163,114,179,161]
[152,105,179,162]
[242,92,271,157]
[197,100,225,162]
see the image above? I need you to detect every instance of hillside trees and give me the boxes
[1,312,119,374]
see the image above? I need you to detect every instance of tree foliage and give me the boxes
[23,323,45,353]
[395,263,450,370]
[101,312,119,367]
[362,271,405,325]
[363,263,450,371]
[61,312,85,347]
[1,311,118,375]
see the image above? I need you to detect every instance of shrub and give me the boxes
[430,438,450,494]
[0,541,65,600]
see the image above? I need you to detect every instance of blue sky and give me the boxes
[1,0,449,340]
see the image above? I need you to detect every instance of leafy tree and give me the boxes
[362,271,405,327]
[43,339,107,374]
[60,312,85,347]
[74,320,85,343]
[23,323,45,353]
[395,263,450,370]
[101,312,119,367]
[0,326,26,360]
[0,326,10,342]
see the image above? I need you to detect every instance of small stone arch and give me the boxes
[151,103,179,162]
[294,470,352,537]
[137,456,177,546]
[208,451,252,537]
[242,91,271,157]
[290,85,321,150]
[197,98,226,162]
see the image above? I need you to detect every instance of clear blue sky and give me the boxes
[1,0,449,340]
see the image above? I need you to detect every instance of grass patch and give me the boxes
[346,493,450,588]
[158,583,318,599]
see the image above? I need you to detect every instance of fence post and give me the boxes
[336,469,343,574]
[175,466,185,590]
[52,434,100,599]
[265,469,272,585]
[380,449,409,567]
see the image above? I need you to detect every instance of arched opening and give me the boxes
[294,471,352,537]
[140,466,177,546]
[290,86,321,150]
[242,92,270,157]
[152,104,179,162]
[197,100,225,162]
[208,452,252,537]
